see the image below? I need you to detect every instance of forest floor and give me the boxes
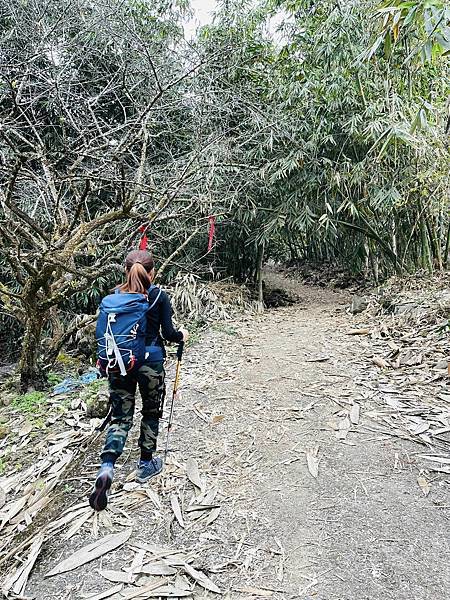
[1,270,449,600]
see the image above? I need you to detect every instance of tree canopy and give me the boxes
[0,0,448,387]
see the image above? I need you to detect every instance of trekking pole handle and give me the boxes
[176,341,184,362]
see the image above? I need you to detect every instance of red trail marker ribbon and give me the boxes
[139,224,149,250]
[207,216,216,253]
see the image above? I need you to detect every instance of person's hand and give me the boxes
[180,327,189,342]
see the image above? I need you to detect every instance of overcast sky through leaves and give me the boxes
[185,0,216,37]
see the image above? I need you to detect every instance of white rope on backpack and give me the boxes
[105,314,127,376]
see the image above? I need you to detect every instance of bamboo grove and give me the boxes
[201,0,449,282]
[0,0,449,387]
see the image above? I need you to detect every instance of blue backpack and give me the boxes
[96,285,162,376]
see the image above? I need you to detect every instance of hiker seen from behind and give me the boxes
[89,250,188,511]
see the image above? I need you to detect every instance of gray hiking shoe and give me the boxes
[136,457,163,483]
[89,463,114,511]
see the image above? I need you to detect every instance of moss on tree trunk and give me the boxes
[19,313,47,392]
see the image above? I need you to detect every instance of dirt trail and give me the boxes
[25,273,449,600]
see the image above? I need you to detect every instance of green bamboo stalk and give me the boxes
[443,221,450,268]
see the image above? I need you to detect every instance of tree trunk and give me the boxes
[287,232,298,263]
[19,312,47,392]
[363,239,370,278]
[391,218,397,258]
[369,251,379,285]
[420,215,433,273]
[256,242,265,313]
[423,208,442,270]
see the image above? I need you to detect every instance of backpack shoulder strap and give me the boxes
[148,285,162,310]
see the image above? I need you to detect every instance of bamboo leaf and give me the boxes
[45,528,132,577]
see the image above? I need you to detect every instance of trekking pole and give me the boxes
[164,341,184,462]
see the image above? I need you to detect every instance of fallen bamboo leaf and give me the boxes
[347,329,371,336]
[349,404,360,425]
[301,400,318,412]
[99,569,134,584]
[92,510,99,538]
[130,542,186,562]
[195,488,217,505]
[305,447,319,478]
[185,503,220,513]
[48,451,73,476]
[0,495,30,532]
[84,584,123,600]
[192,404,209,423]
[63,508,92,540]
[236,587,273,597]
[145,488,161,509]
[373,356,388,369]
[124,548,146,574]
[45,528,132,577]
[181,562,222,594]
[401,352,423,366]
[11,495,51,526]
[1,466,34,495]
[98,509,113,530]
[2,534,44,597]
[212,415,225,425]
[429,466,450,474]
[18,421,33,438]
[137,563,177,576]
[409,420,430,435]
[174,573,192,591]
[305,355,330,363]
[419,455,450,464]
[47,505,90,534]
[123,482,139,492]
[186,458,203,491]
[170,494,185,528]
[121,580,167,599]
[135,586,192,597]
[417,476,430,496]
[29,478,60,507]
[274,538,285,582]
[205,507,221,525]
[337,417,351,440]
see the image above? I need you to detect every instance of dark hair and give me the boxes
[118,250,155,294]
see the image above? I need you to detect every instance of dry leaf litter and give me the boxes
[345,273,449,497]
[1,271,448,599]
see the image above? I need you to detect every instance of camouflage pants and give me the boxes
[100,361,165,462]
